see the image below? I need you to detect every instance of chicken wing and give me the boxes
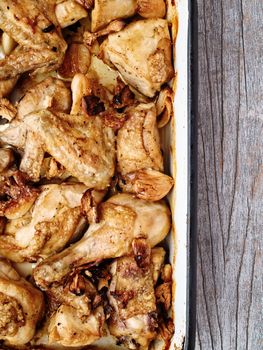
[108,254,157,349]
[0,110,115,186]
[33,193,171,289]
[0,259,44,346]
[0,0,67,79]
[0,183,87,262]
[100,19,174,97]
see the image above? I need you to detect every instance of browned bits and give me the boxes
[159,317,174,343]
[0,171,39,219]
[132,237,151,268]
[110,290,134,308]
[102,109,128,132]
[155,282,172,311]
[81,189,99,224]
[82,95,105,116]
[69,274,87,295]
[112,78,135,109]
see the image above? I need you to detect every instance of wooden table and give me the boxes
[194,0,262,349]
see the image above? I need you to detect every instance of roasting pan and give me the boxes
[1,0,191,349]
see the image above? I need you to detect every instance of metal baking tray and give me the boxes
[0,0,191,349]
[164,0,191,349]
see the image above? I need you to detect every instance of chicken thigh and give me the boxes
[108,254,157,349]
[101,19,174,97]
[47,274,105,347]
[0,0,67,79]
[0,183,87,262]
[0,259,44,346]
[33,193,171,289]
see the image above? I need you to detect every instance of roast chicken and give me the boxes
[91,0,166,32]
[33,193,171,288]
[108,254,157,349]
[0,182,87,262]
[0,1,175,348]
[0,259,44,346]
[0,0,67,79]
[47,274,105,347]
[101,19,174,97]
[0,111,115,186]
[117,103,174,201]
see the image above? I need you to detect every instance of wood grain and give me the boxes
[195,0,263,349]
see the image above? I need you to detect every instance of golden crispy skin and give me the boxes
[108,255,157,349]
[117,103,163,175]
[17,77,72,120]
[48,304,104,347]
[101,19,174,97]
[0,259,44,346]
[0,183,87,262]
[0,0,67,79]
[91,0,136,32]
[0,111,116,187]
[33,193,171,289]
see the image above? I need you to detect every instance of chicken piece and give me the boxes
[48,274,97,315]
[108,254,158,349]
[84,20,125,47]
[17,77,72,120]
[48,304,104,346]
[0,148,14,173]
[0,77,18,98]
[0,171,39,220]
[101,19,174,97]
[0,183,87,262]
[91,0,136,32]
[71,73,111,115]
[117,103,174,200]
[33,193,171,288]
[47,271,105,347]
[0,98,17,122]
[117,103,163,175]
[0,0,67,79]
[0,110,115,186]
[55,0,88,28]
[0,259,44,346]
[40,156,70,181]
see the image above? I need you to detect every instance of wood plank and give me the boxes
[195,0,263,348]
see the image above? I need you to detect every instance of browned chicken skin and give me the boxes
[0,183,87,262]
[0,0,67,79]
[33,193,171,289]
[0,259,44,346]
[108,254,157,349]
[0,1,175,347]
